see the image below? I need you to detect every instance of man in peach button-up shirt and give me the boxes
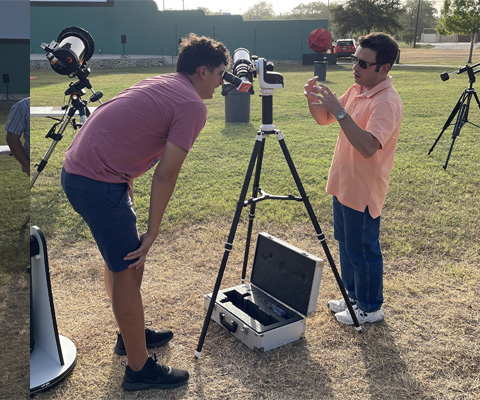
[304,32,403,326]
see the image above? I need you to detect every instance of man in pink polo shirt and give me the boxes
[62,33,230,390]
[304,32,403,326]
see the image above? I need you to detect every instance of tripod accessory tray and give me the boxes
[204,232,323,352]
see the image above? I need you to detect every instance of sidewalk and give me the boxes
[418,42,479,50]
[30,106,98,118]
[31,53,177,70]
[30,54,166,60]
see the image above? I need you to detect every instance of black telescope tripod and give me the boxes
[30,67,103,189]
[195,89,361,358]
[428,62,480,170]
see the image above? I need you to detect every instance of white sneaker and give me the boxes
[327,298,356,314]
[335,305,384,326]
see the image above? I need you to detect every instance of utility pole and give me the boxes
[413,0,421,48]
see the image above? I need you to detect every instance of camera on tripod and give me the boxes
[223,48,284,94]
[429,61,480,169]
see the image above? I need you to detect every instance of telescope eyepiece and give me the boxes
[223,71,252,93]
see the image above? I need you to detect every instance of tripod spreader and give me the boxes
[244,188,303,206]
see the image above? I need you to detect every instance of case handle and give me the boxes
[220,313,238,333]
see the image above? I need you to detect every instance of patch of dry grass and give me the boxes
[0,273,29,399]
[398,47,480,65]
[0,112,31,400]
[31,221,479,400]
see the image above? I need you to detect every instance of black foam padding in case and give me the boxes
[251,233,318,316]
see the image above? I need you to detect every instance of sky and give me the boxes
[152,0,311,16]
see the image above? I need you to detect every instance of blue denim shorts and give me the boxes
[61,168,140,272]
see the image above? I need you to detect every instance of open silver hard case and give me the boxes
[204,232,323,352]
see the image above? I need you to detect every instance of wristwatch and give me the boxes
[335,109,348,121]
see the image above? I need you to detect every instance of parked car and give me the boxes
[334,39,356,59]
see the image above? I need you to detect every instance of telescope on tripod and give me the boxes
[428,61,480,170]
[31,26,104,189]
[195,49,361,358]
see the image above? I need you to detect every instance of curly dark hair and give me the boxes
[176,33,231,75]
[358,32,399,71]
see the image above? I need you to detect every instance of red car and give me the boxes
[334,39,356,59]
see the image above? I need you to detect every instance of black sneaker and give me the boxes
[122,353,189,391]
[114,327,174,356]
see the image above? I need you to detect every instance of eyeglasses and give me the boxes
[351,55,380,69]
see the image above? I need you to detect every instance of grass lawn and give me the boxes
[398,44,480,65]
[3,45,480,399]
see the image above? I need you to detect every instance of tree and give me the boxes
[437,0,480,63]
[330,0,403,37]
[283,2,329,19]
[398,0,439,44]
[243,1,275,21]
[197,7,214,15]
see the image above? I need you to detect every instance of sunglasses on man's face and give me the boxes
[351,55,380,69]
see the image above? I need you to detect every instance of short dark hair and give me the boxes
[176,33,231,75]
[358,32,399,70]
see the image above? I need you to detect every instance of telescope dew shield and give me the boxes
[233,48,254,82]
[48,27,95,76]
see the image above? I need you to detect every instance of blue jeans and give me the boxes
[332,196,383,312]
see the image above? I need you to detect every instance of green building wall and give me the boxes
[30,0,328,61]
[0,40,30,96]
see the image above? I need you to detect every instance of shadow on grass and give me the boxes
[192,325,334,399]
[221,122,257,137]
[358,322,426,400]
[96,323,335,399]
